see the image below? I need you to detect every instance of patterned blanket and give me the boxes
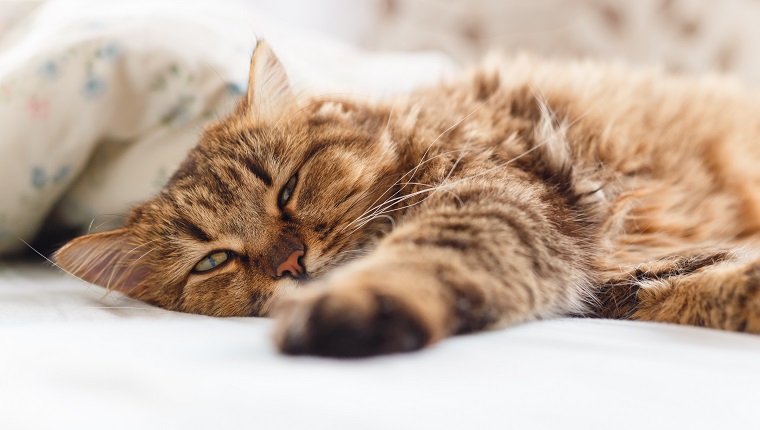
[0,0,455,255]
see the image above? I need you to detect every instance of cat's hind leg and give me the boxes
[593,248,760,333]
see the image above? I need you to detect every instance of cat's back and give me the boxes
[405,55,760,259]
[475,54,759,170]
[407,54,760,171]
[501,55,760,256]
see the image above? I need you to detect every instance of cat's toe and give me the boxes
[272,288,431,357]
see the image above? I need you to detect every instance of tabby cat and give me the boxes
[55,41,760,357]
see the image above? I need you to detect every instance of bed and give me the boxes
[2,262,759,429]
[1,2,759,429]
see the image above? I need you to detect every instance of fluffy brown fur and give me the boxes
[56,41,760,356]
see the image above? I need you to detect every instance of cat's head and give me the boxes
[55,42,401,316]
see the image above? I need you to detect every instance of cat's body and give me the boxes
[56,42,760,356]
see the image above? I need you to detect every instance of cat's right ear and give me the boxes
[54,228,150,296]
[242,40,295,124]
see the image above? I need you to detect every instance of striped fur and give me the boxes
[57,42,760,356]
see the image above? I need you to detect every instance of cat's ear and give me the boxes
[243,40,295,124]
[54,228,150,296]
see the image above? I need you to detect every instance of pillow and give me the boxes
[0,0,456,255]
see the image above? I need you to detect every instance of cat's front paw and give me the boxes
[272,282,434,357]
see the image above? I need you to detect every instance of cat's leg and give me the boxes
[272,176,597,357]
[593,248,760,332]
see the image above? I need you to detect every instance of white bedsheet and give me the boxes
[2,3,758,428]
[2,263,759,430]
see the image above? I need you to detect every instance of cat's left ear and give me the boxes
[243,40,295,124]
[54,228,151,297]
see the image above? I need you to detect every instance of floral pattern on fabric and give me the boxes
[0,1,455,255]
[0,14,248,255]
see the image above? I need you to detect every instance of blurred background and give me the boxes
[4,0,760,82]
[254,0,760,84]
[2,0,760,256]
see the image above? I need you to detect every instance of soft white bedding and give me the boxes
[2,3,760,429]
[2,263,760,430]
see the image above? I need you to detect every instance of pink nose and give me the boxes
[276,249,305,279]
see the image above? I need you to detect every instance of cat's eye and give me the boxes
[278,174,298,208]
[193,251,231,273]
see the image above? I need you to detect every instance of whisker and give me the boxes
[347,108,589,233]
[394,95,495,196]
[87,213,128,234]
[343,96,493,233]
[18,238,93,288]
[341,148,475,232]
[103,243,159,299]
[96,238,160,293]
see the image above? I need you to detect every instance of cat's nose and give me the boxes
[274,247,306,280]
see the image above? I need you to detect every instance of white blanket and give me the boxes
[2,263,759,429]
[3,3,759,429]
[0,0,455,254]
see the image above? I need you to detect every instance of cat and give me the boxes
[55,41,760,357]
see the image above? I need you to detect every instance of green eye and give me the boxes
[193,251,231,273]
[278,174,298,208]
